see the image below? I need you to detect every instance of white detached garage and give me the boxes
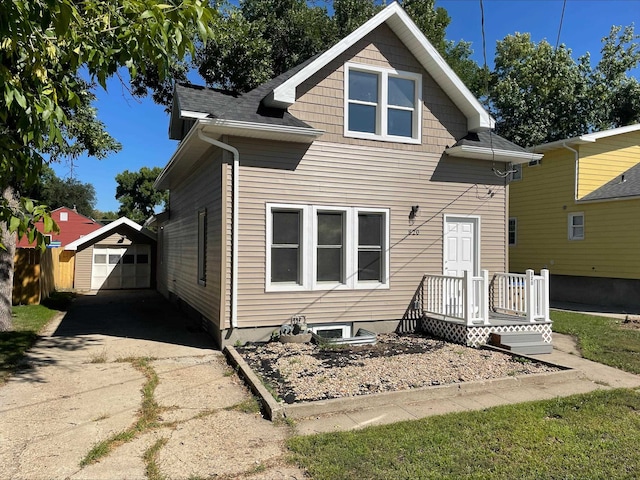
[65,217,157,291]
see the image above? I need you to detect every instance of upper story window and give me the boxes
[345,63,422,144]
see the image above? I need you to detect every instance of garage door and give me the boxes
[91,245,151,290]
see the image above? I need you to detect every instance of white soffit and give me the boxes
[528,123,640,153]
[265,2,494,132]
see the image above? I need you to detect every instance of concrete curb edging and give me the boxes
[224,345,580,421]
[224,346,285,420]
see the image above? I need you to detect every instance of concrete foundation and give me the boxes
[550,274,640,310]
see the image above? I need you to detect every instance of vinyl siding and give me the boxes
[577,132,640,198]
[162,149,225,331]
[74,245,93,290]
[289,24,467,152]
[510,133,640,279]
[230,138,507,329]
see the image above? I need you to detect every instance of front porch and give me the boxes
[417,270,552,348]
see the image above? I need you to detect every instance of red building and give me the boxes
[17,206,102,248]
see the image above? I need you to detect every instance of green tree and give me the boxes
[171,1,481,97]
[116,167,168,224]
[0,0,215,330]
[24,165,97,217]
[490,25,640,147]
[92,210,120,222]
[490,34,591,147]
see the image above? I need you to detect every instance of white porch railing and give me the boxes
[422,270,490,326]
[493,269,550,322]
[420,269,550,325]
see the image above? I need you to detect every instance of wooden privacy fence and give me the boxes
[12,247,75,305]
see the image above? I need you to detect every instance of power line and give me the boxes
[555,0,567,50]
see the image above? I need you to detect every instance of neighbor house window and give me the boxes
[508,218,517,246]
[528,159,541,166]
[60,211,68,221]
[510,164,522,181]
[266,204,389,291]
[345,63,421,143]
[568,213,584,240]
[197,209,207,285]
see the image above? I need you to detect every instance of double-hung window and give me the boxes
[266,204,389,291]
[357,213,384,282]
[345,63,421,143]
[270,209,303,285]
[316,211,345,283]
[568,213,584,240]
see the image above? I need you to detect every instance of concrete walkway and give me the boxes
[3,292,640,478]
[0,290,303,480]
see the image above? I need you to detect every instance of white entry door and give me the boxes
[443,217,478,317]
[443,217,478,276]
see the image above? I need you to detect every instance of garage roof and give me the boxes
[64,217,156,251]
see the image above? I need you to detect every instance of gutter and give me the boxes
[197,128,240,330]
[561,142,579,201]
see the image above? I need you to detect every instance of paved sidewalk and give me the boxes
[0,290,303,480]
[292,332,640,435]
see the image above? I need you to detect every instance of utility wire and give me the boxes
[555,0,567,50]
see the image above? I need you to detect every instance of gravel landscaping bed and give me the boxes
[236,333,561,404]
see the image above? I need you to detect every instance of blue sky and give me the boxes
[52,0,640,212]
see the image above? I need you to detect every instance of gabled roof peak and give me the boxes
[263,2,494,132]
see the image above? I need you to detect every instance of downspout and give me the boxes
[197,128,239,329]
[562,142,579,201]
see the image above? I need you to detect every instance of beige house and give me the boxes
[155,3,550,349]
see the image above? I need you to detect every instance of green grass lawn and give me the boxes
[0,292,73,384]
[551,310,640,374]
[288,389,640,479]
[288,311,640,479]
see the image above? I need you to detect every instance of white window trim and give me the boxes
[265,204,310,292]
[568,212,584,241]
[508,217,517,246]
[310,323,352,339]
[344,62,422,144]
[266,204,390,292]
[353,207,390,290]
[311,206,351,291]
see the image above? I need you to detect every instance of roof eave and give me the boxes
[64,217,155,251]
[154,119,324,190]
[446,145,544,164]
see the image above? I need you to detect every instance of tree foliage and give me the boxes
[0,0,215,329]
[1,0,214,244]
[32,166,97,218]
[116,167,168,224]
[490,26,640,147]
[154,0,482,97]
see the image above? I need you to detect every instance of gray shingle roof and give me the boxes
[451,131,527,153]
[581,163,640,201]
[174,55,321,129]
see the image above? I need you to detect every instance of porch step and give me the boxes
[490,332,553,355]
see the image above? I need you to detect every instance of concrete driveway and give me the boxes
[0,290,303,480]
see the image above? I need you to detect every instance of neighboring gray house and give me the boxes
[155,3,546,347]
